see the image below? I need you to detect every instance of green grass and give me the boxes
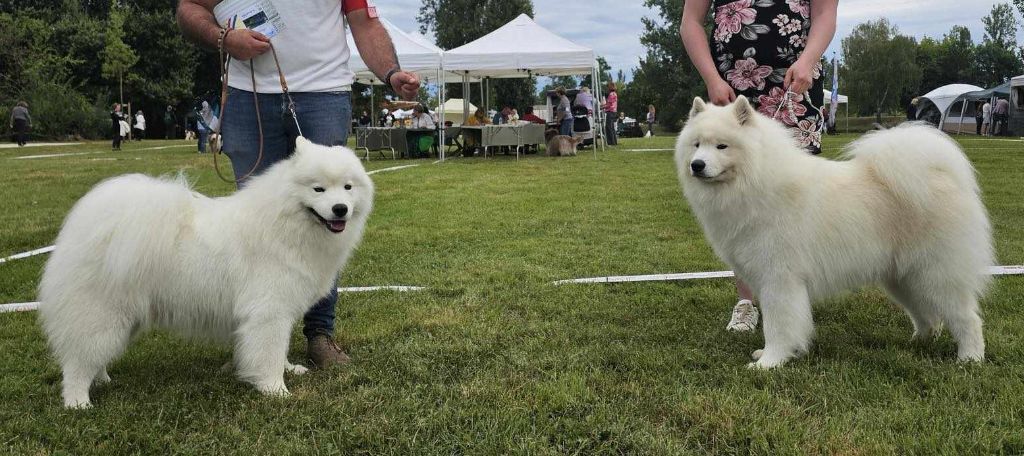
[1,134,1023,454]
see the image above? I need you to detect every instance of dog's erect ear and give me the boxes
[293,136,313,156]
[690,97,707,119]
[733,95,753,125]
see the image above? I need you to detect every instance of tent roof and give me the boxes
[443,14,595,78]
[439,98,476,112]
[919,83,984,120]
[958,81,1012,100]
[823,89,848,104]
[1011,74,1024,86]
[348,18,467,85]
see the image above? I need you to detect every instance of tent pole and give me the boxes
[437,67,444,162]
[463,72,470,122]
[956,99,967,135]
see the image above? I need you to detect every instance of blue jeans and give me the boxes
[197,129,209,153]
[560,118,573,136]
[221,88,352,340]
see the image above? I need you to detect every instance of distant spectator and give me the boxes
[195,101,215,154]
[521,106,545,124]
[133,110,146,141]
[574,86,594,114]
[601,82,618,145]
[163,105,176,139]
[974,101,984,136]
[982,100,992,136]
[111,103,125,151]
[9,101,31,147]
[906,97,918,121]
[555,87,572,136]
[492,106,512,125]
[994,98,1009,136]
[509,108,519,123]
[358,110,371,127]
[407,104,436,157]
[646,104,657,136]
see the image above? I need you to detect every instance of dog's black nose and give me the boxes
[332,204,348,217]
[690,160,706,174]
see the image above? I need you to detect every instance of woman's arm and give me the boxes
[679,0,735,105]
[785,0,838,94]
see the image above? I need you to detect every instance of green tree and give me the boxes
[628,0,706,131]
[579,56,613,89]
[982,3,1019,50]
[100,1,138,106]
[937,26,978,84]
[842,19,921,122]
[975,41,1023,86]
[417,0,536,112]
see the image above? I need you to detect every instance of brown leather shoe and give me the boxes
[307,332,352,369]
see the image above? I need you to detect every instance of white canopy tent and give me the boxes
[442,14,604,159]
[917,83,984,129]
[438,98,476,125]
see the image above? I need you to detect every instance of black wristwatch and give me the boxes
[383,67,402,87]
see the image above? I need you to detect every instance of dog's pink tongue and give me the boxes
[329,220,346,232]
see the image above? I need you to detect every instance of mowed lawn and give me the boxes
[1,133,1022,454]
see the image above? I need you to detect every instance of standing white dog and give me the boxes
[675,96,993,369]
[39,137,374,408]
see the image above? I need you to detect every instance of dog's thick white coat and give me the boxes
[676,97,993,368]
[39,137,374,407]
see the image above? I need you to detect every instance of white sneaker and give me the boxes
[726,299,759,332]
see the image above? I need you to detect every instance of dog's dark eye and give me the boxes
[344,184,352,190]
[313,186,325,193]
[694,142,700,148]
[716,144,728,150]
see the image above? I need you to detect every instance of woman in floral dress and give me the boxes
[680,0,837,331]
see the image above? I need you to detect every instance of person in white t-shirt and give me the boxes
[982,101,992,136]
[177,0,421,368]
[133,110,146,141]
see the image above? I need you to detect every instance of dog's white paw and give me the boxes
[220,360,234,373]
[64,398,93,409]
[255,382,291,397]
[751,349,763,361]
[746,352,789,370]
[286,363,309,375]
[94,370,111,385]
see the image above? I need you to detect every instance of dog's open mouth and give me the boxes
[307,208,347,233]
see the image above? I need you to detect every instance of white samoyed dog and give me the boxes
[675,96,993,369]
[39,137,374,408]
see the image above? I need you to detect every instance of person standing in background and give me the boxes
[645,104,657,136]
[601,82,618,146]
[110,103,125,151]
[574,86,594,114]
[994,97,1009,136]
[9,101,31,147]
[974,101,984,136]
[982,100,992,136]
[555,87,572,136]
[681,0,838,331]
[134,110,146,141]
[164,105,176,139]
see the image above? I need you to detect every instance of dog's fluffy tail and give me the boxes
[846,123,994,296]
[845,123,980,211]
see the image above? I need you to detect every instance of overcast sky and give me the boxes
[378,0,1024,79]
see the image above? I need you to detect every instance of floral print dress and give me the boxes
[712,0,824,153]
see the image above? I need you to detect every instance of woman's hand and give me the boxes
[223,29,271,61]
[706,78,737,106]
[784,58,817,95]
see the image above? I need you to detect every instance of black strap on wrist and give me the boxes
[383,67,401,87]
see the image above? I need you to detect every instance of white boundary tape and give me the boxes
[623,148,673,152]
[553,265,1024,285]
[11,144,193,160]
[0,286,426,314]
[0,245,55,264]
[368,164,420,175]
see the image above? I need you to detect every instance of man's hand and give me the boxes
[784,58,817,95]
[389,71,420,101]
[223,29,271,61]
[706,77,737,106]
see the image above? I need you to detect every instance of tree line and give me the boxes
[625,0,1024,131]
